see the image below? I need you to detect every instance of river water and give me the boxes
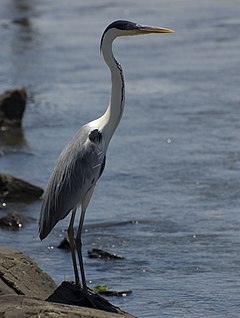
[0,0,240,317]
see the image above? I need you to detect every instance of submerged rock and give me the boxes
[0,173,43,201]
[0,127,25,147]
[0,87,27,127]
[57,236,70,250]
[88,248,124,260]
[0,211,35,229]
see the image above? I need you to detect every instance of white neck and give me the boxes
[95,31,125,147]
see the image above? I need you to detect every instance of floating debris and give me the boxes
[93,285,132,297]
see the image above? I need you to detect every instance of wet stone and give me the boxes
[57,236,70,250]
[0,87,27,128]
[0,173,43,201]
[47,282,120,313]
[0,211,35,229]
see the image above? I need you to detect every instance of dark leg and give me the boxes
[74,190,119,311]
[75,207,87,292]
[75,187,94,294]
[67,208,80,286]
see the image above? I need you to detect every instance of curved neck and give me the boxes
[99,33,125,147]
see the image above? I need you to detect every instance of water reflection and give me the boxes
[10,0,36,42]
[8,0,40,86]
[12,16,32,36]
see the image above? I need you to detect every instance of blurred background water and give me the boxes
[0,0,240,317]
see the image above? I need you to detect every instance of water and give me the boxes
[0,0,240,317]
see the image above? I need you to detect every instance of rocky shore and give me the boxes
[0,246,136,318]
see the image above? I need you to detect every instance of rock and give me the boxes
[0,87,27,127]
[0,295,134,318]
[0,246,57,298]
[0,126,25,147]
[0,247,136,318]
[46,281,130,313]
[57,236,70,250]
[0,173,43,201]
[0,211,35,229]
[88,248,124,260]
[58,242,125,260]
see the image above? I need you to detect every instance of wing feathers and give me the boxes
[39,127,105,239]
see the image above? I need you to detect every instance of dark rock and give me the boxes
[47,282,121,313]
[88,248,124,260]
[0,87,27,127]
[0,211,35,229]
[57,236,70,250]
[0,173,43,201]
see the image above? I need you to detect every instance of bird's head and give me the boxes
[100,20,174,49]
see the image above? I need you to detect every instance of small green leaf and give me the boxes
[92,284,109,292]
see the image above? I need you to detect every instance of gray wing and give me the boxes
[39,126,105,240]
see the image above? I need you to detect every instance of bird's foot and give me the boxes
[82,287,119,313]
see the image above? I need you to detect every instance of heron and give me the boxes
[39,20,173,296]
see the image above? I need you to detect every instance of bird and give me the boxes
[39,20,174,296]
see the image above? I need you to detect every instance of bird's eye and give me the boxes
[89,129,102,143]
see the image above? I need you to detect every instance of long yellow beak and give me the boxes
[137,25,174,34]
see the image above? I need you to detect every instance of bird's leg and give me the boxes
[76,207,99,309]
[67,208,80,286]
[75,207,88,293]
[75,188,94,295]
[76,207,116,312]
